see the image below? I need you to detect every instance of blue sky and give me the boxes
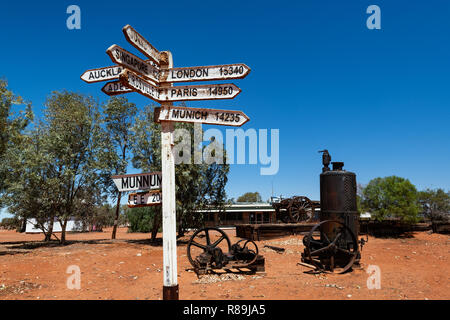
[1,0,449,217]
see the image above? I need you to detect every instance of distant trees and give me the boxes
[236,192,262,203]
[418,188,450,223]
[360,176,420,223]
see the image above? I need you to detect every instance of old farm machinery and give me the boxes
[272,196,319,223]
[187,227,265,275]
[300,150,366,273]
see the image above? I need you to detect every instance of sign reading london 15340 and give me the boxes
[112,172,162,192]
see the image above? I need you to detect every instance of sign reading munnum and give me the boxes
[112,172,162,192]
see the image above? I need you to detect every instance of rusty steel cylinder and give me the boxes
[320,161,359,246]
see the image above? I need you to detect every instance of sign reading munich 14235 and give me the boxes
[128,190,162,208]
[112,172,162,192]
[157,106,249,127]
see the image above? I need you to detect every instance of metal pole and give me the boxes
[159,51,179,300]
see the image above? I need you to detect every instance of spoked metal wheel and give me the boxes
[232,239,259,266]
[187,227,231,269]
[302,220,359,273]
[289,196,314,222]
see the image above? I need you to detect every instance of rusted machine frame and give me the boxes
[187,227,265,275]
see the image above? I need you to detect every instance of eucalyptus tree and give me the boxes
[0,79,32,204]
[40,91,105,244]
[101,96,137,239]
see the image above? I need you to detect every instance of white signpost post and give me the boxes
[82,25,250,300]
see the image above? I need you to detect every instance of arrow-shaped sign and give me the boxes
[128,190,162,208]
[119,69,161,102]
[159,64,250,83]
[80,65,123,83]
[123,25,160,66]
[112,172,162,192]
[159,83,241,102]
[101,80,133,96]
[106,44,159,84]
[157,106,249,127]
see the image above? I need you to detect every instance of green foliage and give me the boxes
[125,206,159,233]
[237,192,262,203]
[361,176,420,223]
[0,79,33,202]
[418,188,450,221]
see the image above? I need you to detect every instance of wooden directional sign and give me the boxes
[80,65,123,83]
[157,106,249,127]
[128,190,162,208]
[119,69,161,102]
[123,25,160,66]
[106,44,159,83]
[160,64,250,83]
[112,172,162,192]
[101,80,133,96]
[159,83,241,102]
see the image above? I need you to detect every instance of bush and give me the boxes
[361,176,420,223]
[125,206,159,233]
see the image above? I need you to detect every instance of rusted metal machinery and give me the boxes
[301,150,365,273]
[187,227,265,274]
[272,196,319,223]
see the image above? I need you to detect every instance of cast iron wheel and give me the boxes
[302,220,359,273]
[187,227,232,269]
[288,196,314,223]
[232,239,259,265]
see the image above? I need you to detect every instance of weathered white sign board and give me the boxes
[128,190,162,208]
[80,65,123,83]
[119,69,161,102]
[106,44,159,84]
[112,172,162,192]
[159,64,250,83]
[123,24,160,66]
[101,80,133,96]
[158,83,241,101]
[157,106,249,126]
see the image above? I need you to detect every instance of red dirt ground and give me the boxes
[0,228,448,300]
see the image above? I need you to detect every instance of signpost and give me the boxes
[106,44,159,84]
[128,190,162,208]
[101,80,133,96]
[159,63,250,83]
[80,65,123,83]
[123,25,160,65]
[111,172,161,192]
[83,24,250,301]
[156,106,249,127]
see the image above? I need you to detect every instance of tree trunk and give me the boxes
[111,192,122,240]
[60,219,67,245]
[150,212,161,243]
[44,218,54,242]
